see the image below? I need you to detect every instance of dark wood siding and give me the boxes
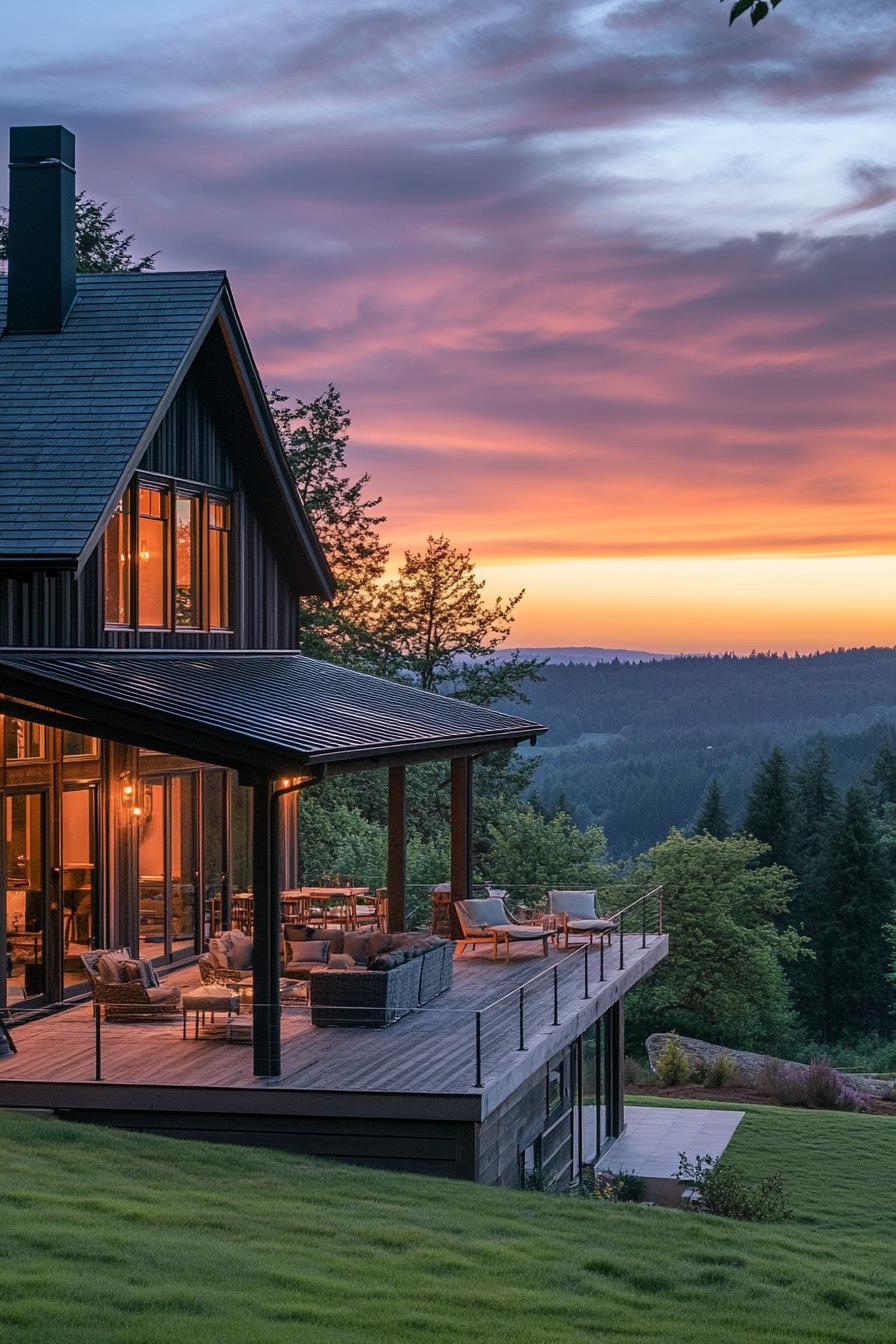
[476,1045,576,1190]
[0,364,302,650]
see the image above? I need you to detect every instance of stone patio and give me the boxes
[595,1104,745,1205]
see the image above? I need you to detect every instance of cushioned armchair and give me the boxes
[197,928,254,986]
[81,948,182,1022]
[455,898,555,960]
[547,891,618,950]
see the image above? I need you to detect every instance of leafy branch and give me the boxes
[724,0,782,27]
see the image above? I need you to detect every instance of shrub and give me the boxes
[677,1152,789,1223]
[623,1055,651,1086]
[762,1056,869,1112]
[584,1167,646,1202]
[655,1033,692,1087]
[701,1052,739,1089]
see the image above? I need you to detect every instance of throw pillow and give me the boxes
[207,938,228,969]
[96,951,128,983]
[283,924,316,943]
[287,939,330,964]
[225,932,253,971]
[327,953,356,970]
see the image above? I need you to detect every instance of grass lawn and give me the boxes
[1,1100,894,1343]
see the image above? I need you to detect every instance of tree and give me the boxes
[484,806,610,901]
[867,734,896,811]
[823,788,893,1040]
[787,740,840,1031]
[743,747,792,867]
[270,384,388,663]
[725,0,783,28]
[0,192,156,273]
[627,831,803,1052]
[376,534,543,705]
[694,778,730,839]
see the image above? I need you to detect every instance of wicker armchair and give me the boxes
[81,948,182,1022]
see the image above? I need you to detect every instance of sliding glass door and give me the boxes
[2,789,48,1005]
[138,773,199,963]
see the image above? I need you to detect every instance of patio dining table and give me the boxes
[281,887,373,931]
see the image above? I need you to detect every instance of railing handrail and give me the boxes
[606,884,664,921]
[476,942,589,1016]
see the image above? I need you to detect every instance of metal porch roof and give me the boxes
[0,650,545,773]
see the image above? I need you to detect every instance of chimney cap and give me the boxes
[9,125,75,169]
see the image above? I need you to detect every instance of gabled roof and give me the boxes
[0,271,333,597]
[0,649,546,776]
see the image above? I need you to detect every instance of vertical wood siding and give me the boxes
[0,364,302,650]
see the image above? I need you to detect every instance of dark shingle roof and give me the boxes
[0,650,546,771]
[0,271,224,561]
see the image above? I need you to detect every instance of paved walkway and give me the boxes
[591,1104,744,1177]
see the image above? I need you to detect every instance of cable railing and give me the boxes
[0,887,665,1089]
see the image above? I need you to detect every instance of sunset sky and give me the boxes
[2,1,895,652]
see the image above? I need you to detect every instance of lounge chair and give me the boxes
[455,897,555,961]
[547,890,618,950]
[81,948,182,1021]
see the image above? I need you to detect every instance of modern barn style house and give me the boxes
[0,126,667,1187]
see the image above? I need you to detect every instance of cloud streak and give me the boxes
[1,0,895,645]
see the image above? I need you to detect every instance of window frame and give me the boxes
[101,474,234,635]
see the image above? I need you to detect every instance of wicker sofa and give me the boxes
[308,932,454,1028]
[81,948,182,1022]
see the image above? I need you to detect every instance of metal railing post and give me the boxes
[553,966,559,1025]
[94,1001,102,1082]
[518,987,526,1050]
[642,896,647,948]
[583,946,590,999]
[474,1010,483,1088]
[600,937,605,981]
[619,905,625,970]
[659,886,664,935]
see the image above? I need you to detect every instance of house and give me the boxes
[0,125,667,1187]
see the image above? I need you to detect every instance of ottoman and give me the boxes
[182,983,240,1039]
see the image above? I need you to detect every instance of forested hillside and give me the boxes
[511,649,896,855]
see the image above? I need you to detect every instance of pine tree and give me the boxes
[743,747,792,867]
[867,734,896,810]
[788,740,841,1033]
[694,778,730,838]
[823,787,893,1040]
[1,193,156,273]
[270,384,388,664]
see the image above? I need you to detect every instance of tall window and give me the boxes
[138,486,169,628]
[208,498,231,630]
[103,492,132,626]
[175,494,200,628]
[103,481,233,633]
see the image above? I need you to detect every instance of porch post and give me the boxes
[251,778,281,1077]
[386,764,406,932]
[449,756,473,939]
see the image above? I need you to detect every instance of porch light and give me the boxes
[119,773,143,819]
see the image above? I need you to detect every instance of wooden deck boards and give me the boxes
[0,936,667,1122]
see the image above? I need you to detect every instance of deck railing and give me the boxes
[471,884,664,1087]
[0,887,664,1089]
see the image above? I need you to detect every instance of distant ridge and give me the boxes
[501,646,672,665]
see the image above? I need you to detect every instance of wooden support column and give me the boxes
[449,756,474,939]
[386,764,407,932]
[251,778,281,1077]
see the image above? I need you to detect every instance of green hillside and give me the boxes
[1,1102,893,1342]
[513,648,896,854]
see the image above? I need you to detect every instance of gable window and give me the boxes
[138,486,169,628]
[208,498,231,631]
[103,479,232,633]
[103,494,132,626]
[175,493,200,628]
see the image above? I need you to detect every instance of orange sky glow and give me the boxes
[5,1,894,652]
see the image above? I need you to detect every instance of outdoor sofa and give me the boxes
[304,930,454,1027]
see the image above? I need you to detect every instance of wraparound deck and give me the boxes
[0,934,667,1126]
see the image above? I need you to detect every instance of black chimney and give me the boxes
[6,124,76,333]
